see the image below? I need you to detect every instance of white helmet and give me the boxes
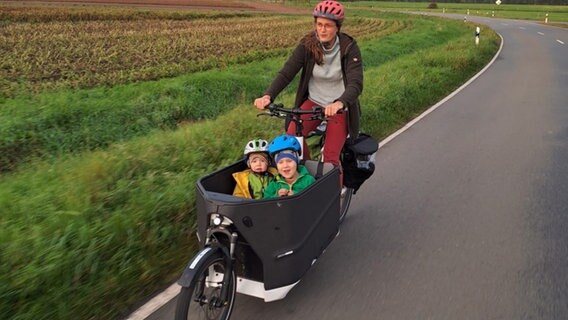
[244,139,269,156]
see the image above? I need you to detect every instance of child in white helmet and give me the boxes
[232,139,278,199]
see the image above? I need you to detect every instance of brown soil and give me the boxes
[1,0,309,14]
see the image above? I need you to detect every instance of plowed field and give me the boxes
[1,0,309,13]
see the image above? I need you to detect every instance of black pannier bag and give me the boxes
[341,133,379,194]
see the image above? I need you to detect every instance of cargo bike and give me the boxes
[175,104,377,320]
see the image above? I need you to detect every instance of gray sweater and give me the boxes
[309,36,345,107]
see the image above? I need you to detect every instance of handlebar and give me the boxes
[257,103,326,121]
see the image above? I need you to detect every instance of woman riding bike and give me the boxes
[254,0,364,185]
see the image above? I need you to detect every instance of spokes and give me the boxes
[203,289,222,319]
[176,253,235,320]
[189,263,229,320]
[192,288,224,319]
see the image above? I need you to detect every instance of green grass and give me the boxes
[349,1,568,23]
[362,34,500,137]
[0,9,500,320]
[0,68,275,172]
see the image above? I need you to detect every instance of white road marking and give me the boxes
[557,40,565,45]
[519,26,526,30]
[501,23,509,26]
[538,32,545,35]
[381,33,505,148]
[124,282,181,320]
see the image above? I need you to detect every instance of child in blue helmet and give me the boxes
[233,139,278,199]
[264,135,316,199]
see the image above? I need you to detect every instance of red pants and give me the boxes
[286,99,347,181]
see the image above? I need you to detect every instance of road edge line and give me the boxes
[379,32,504,148]
[124,282,180,320]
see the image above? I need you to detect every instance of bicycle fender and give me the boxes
[177,246,228,287]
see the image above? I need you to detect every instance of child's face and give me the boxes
[249,154,268,173]
[276,158,298,180]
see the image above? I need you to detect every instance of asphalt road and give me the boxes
[149,16,568,320]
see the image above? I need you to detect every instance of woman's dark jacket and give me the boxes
[264,32,364,142]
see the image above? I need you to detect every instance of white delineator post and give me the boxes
[495,0,501,18]
[475,26,480,46]
[545,13,549,24]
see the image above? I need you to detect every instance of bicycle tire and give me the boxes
[339,187,353,224]
[175,250,236,320]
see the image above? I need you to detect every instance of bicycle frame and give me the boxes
[258,103,327,161]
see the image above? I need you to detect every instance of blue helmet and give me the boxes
[268,134,301,156]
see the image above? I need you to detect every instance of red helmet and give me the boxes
[313,1,345,24]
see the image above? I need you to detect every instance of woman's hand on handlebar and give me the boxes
[254,95,271,110]
[324,101,344,117]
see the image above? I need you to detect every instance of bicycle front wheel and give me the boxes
[175,251,236,320]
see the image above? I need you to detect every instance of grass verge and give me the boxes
[349,1,568,22]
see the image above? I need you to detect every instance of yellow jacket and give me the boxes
[232,167,278,199]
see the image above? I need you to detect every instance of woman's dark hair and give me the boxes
[301,31,324,65]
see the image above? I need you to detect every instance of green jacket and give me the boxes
[232,168,278,199]
[263,165,316,199]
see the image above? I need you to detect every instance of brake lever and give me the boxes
[257,110,285,118]
[309,106,326,121]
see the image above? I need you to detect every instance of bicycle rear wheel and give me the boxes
[307,132,352,223]
[339,187,353,224]
[175,251,236,320]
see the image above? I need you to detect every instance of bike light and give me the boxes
[213,216,223,226]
